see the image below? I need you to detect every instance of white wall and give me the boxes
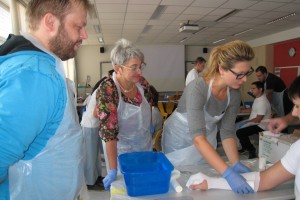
[75,26,300,93]
[75,44,212,92]
[76,45,112,88]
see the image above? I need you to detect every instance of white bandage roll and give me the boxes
[171,179,183,193]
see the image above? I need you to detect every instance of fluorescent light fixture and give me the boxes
[213,38,225,44]
[98,37,104,43]
[142,25,152,34]
[89,4,98,19]
[93,25,101,33]
[193,27,208,35]
[266,13,296,25]
[232,28,253,36]
[215,9,241,22]
[150,5,167,20]
[179,37,188,43]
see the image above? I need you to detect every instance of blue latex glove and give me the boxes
[150,123,155,135]
[103,169,117,191]
[223,167,254,194]
[233,161,252,174]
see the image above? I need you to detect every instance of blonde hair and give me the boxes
[202,40,254,80]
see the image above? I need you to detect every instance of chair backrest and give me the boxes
[153,128,163,152]
[165,101,175,115]
[157,102,168,119]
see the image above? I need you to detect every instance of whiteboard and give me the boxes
[138,45,185,92]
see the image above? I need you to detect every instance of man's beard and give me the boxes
[49,25,81,61]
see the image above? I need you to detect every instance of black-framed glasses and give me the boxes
[228,67,254,80]
[121,63,146,71]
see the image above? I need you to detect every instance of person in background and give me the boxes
[83,69,114,107]
[185,57,206,86]
[149,85,163,132]
[189,76,300,199]
[236,81,272,159]
[255,66,293,117]
[0,0,91,199]
[95,38,154,191]
[80,69,114,190]
[162,40,255,194]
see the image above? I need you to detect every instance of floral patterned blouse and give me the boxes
[95,76,153,142]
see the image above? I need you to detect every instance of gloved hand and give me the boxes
[233,161,252,174]
[103,169,117,191]
[223,167,254,194]
[150,123,155,135]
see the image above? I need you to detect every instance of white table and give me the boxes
[110,159,295,200]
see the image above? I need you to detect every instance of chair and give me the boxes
[165,96,175,116]
[153,128,163,152]
[157,102,168,119]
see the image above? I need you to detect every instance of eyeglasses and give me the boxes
[121,63,146,71]
[228,67,254,80]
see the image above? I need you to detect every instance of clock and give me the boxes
[289,47,296,57]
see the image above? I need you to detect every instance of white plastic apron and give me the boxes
[113,74,152,155]
[163,79,230,166]
[264,81,285,117]
[9,59,84,200]
[271,89,285,117]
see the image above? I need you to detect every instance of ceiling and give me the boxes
[84,0,300,47]
[14,0,300,46]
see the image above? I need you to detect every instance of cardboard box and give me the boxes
[259,131,300,163]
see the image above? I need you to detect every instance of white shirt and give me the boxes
[185,68,199,86]
[281,139,300,199]
[249,94,271,130]
[80,91,100,128]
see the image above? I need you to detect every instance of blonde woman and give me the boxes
[162,40,255,194]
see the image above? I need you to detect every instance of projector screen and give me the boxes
[138,45,185,92]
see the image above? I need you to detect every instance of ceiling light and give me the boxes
[93,25,101,33]
[142,25,152,34]
[213,38,225,44]
[215,9,241,22]
[179,37,188,43]
[98,37,104,43]
[232,29,253,36]
[89,4,98,19]
[150,5,167,20]
[266,13,296,25]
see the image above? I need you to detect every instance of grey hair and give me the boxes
[110,38,144,66]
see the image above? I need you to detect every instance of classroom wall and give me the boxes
[240,45,274,102]
[75,33,298,99]
[75,44,212,93]
[75,45,113,88]
[273,38,300,87]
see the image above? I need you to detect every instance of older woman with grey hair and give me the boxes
[94,38,154,190]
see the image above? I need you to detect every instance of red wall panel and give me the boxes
[274,39,300,69]
[274,38,300,87]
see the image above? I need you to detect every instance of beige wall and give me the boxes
[75,45,113,88]
[240,44,273,102]
[75,44,212,91]
[75,44,273,101]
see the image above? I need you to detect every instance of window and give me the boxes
[0,2,11,44]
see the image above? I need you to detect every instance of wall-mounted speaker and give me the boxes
[203,47,208,53]
[100,47,105,53]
